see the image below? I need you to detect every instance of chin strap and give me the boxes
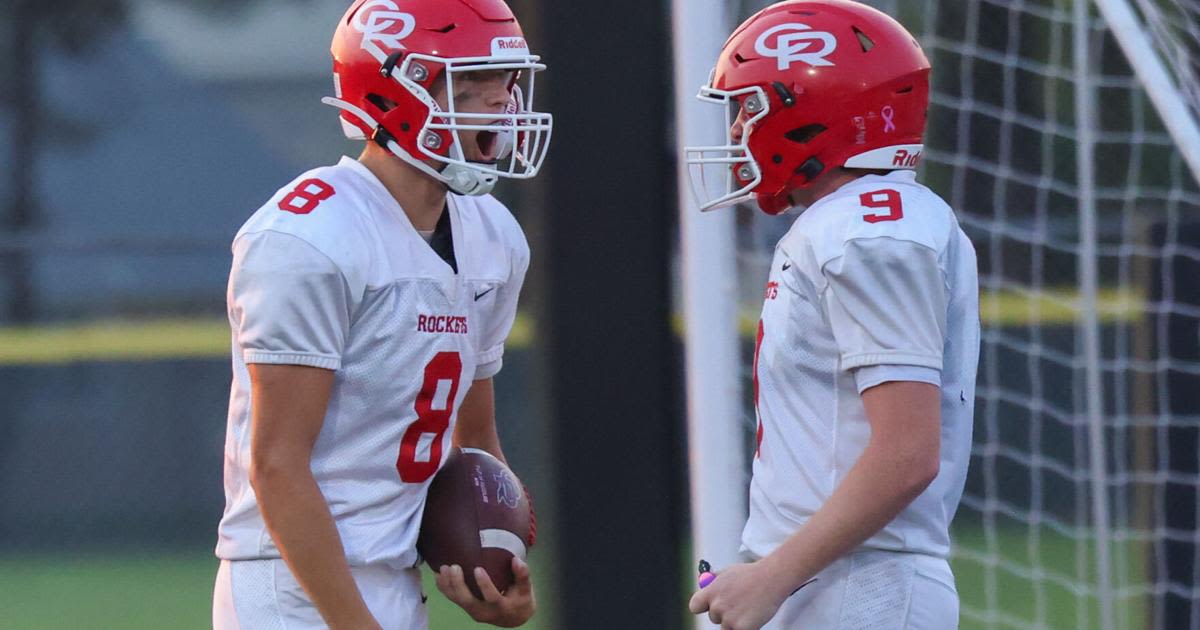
[321,96,496,197]
[442,163,498,196]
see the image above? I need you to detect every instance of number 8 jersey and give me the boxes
[742,170,980,562]
[216,157,529,568]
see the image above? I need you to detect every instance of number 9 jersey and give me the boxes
[743,170,980,562]
[215,157,529,568]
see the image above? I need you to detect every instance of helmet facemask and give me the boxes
[685,79,771,212]
[325,51,553,196]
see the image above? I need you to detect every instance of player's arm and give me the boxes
[441,383,536,626]
[231,231,375,629]
[249,364,380,630]
[452,377,507,463]
[690,383,940,628]
[764,379,940,579]
[691,236,948,628]
[440,233,534,626]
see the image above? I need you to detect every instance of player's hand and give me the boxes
[688,561,790,630]
[435,557,536,628]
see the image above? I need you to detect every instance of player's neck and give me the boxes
[791,168,897,208]
[357,145,447,231]
[789,169,866,208]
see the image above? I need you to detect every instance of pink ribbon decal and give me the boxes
[881,106,896,133]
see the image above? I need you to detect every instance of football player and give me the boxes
[212,1,550,628]
[685,2,980,629]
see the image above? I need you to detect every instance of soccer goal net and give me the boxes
[676,1,1200,629]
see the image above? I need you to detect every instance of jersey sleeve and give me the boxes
[229,230,353,370]
[853,364,942,393]
[821,236,947,374]
[473,238,530,381]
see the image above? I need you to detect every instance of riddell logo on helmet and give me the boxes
[892,149,922,167]
[754,23,838,70]
[491,37,529,57]
[354,0,416,59]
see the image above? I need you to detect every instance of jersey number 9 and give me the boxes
[860,189,903,223]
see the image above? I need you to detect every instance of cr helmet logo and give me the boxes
[354,0,416,60]
[754,23,838,70]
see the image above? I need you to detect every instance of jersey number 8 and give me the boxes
[397,352,463,483]
[278,179,336,215]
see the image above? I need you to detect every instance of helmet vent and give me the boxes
[853,27,875,52]
[785,124,827,144]
[432,23,457,33]
[734,53,750,64]
[366,93,398,113]
[896,86,914,94]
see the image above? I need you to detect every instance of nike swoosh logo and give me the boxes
[782,262,792,271]
[474,286,496,301]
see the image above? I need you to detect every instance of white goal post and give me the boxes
[1092,0,1200,183]
[675,1,1200,629]
[672,0,747,591]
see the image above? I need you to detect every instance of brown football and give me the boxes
[417,447,532,599]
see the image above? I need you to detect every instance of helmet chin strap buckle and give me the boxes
[444,164,497,196]
[380,51,404,79]
[371,126,396,149]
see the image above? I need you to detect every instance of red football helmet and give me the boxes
[324,0,553,196]
[686,0,930,214]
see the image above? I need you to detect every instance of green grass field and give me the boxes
[0,551,548,630]
[0,527,1150,630]
[951,524,1148,630]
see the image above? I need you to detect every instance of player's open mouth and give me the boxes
[475,130,499,164]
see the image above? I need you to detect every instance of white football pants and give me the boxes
[760,549,959,629]
[213,558,427,630]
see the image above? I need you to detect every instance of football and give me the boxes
[418,447,533,599]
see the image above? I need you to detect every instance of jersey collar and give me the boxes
[337,156,402,215]
[337,156,464,295]
[804,170,919,215]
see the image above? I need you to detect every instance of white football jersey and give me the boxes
[742,170,980,561]
[216,157,529,569]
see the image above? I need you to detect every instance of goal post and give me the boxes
[671,0,747,607]
[674,1,1200,628]
[1091,0,1200,184]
